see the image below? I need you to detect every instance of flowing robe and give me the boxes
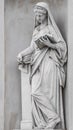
[23,25,67,129]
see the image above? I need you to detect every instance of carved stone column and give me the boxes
[19,64,32,130]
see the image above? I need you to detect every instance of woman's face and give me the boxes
[34,6,47,24]
[35,12,46,24]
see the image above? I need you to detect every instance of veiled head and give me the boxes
[34,2,49,27]
[33,2,65,44]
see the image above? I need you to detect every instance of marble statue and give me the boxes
[17,2,67,129]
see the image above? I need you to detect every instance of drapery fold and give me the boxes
[21,17,67,130]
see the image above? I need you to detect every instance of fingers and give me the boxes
[40,35,48,42]
[17,54,23,63]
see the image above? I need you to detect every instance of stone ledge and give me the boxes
[13,129,63,130]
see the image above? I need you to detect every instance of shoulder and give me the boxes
[47,25,56,33]
[47,25,62,42]
[44,25,55,34]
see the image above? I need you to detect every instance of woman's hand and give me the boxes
[36,37,57,50]
[38,36,56,49]
[17,53,23,63]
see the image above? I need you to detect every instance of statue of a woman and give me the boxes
[17,2,67,129]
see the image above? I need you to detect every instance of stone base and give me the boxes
[20,120,32,130]
[13,128,62,130]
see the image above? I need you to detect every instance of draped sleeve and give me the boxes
[47,25,67,66]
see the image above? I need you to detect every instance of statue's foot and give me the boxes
[38,124,45,129]
[45,117,60,129]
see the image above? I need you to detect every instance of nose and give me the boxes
[36,14,40,18]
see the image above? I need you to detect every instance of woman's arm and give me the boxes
[35,36,59,49]
[35,24,65,51]
[17,43,35,63]
[19,45,34,57]
[37,36,65,52]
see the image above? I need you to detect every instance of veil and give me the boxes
[33,2,67,65]
[34,2,66,43]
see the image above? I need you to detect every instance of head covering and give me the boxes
[34,2,49,15]
[34,5,47,14]
[34,2,66,43]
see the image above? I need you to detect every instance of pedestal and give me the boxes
[14,128,63,130]
[14,66,63,130]
[19,64,32,130]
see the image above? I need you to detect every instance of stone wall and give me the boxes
[0,0,4,130]
[66,0,73,129]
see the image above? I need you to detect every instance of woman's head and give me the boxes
[34,5,48,25]
[34,2,51,27]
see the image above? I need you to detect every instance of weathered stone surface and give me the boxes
[13,129,62,130]
[4,1,67,130]
[0,0,4,130]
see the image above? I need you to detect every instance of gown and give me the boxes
[23,25,67,129]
